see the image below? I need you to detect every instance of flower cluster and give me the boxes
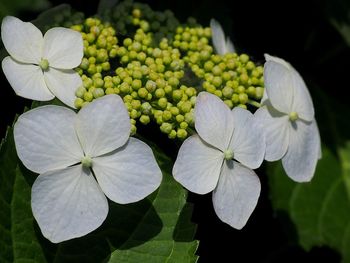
[68,3,263,139]
[1,7,321,242]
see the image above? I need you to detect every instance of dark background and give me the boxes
[1,0,349,262]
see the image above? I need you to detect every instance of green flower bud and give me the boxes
[212,65,222,76]
[160,122,173,134]
[130,109,139,119]
[155,88,165,98]
[172,89,183,101]
[239,54,249,64]
[94,78,104,88]
[80,57,89,70]
[120,82,131,93]
[224,100,233,108]
[168,77,179,87]
[180,121,188,129]
[138,87,148,98]
[240,74,249,85]
[93,88,104,98]
[141,102,152,114]
[177,128,187,139]
[132,79,142,90]
[105,87,115,94]
[239,93,248,104]
[238,104,247,109]
[112,76,121,85]
[212,76,223,88]
[180,101,192,113]
[232,93,239,104]
[145,80,157,92]
[158,97,168,109]
[168,129,177,139]
[140,115,150,124]
[130,124,137,135]
[222,86,234,99]
[255,87,264,99]
[176,114,184,123]
[74,98,84,109]
[75,86,87,98]
[123,38,133,47]
[83,91,93,102]
[237,85,245,94]
[162,110,172,121]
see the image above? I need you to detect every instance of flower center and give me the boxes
[289,111,299,122]
[81,155,93,168]
[223,149,234,160]
[39,58,49,71]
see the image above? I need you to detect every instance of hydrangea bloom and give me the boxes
[210,19,235,55]
[255,54,321,182]
[173,92,265,229]
[14,95,162,243]
[1,16,83,108]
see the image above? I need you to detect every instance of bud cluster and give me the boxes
[70,1,264,139]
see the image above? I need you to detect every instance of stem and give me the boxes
[247,100,261,108]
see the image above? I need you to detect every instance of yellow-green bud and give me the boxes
[39,59,49,71]
[140,115,150,124]
[83,91,93,102]
[160,122,173,134]
[158,98,168,109]
[289,111,299,122]
[168,129,177,139]
[74,98,84,109]
[75,86,87,98]
[177,128,188,139]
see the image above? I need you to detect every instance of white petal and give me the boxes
[264,54,294,114]
[225,37,235,53]
[2,56,54,101]
[43,27,83,69]
[210,19,227,55]
[92,137,162,204]
[289,68,314,121]
[195,92,234,151]
[14,106,83,174]
[212,160,261,229]
[32,165,108,243]
[229,107,265,169]
[264,54,314,121]
[76,95,131,157]
[264,54,293,69]
[44,68,82,108]
[173,135,223,194]
[282,119,321,182]
[254,105,290,161]
[1,16,43,63]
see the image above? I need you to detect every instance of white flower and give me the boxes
[210,19,235,55]
[173,92,265,229]
[14,95,162,243]
[1,16,83,108]
[254,54,321,182]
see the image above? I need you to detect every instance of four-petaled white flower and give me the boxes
[14,94,162,243]
[210,19,235,55]
[1,16,83,108]
[173,92,265,229]
[255,54,321,182]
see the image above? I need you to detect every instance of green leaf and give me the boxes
[107,141,198,262]
[0,115,198,262]
[268,144,350,262]
[97,0,119,15]
[0,0,50,20]
[0,125,47,263]
[331,19,350,47]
